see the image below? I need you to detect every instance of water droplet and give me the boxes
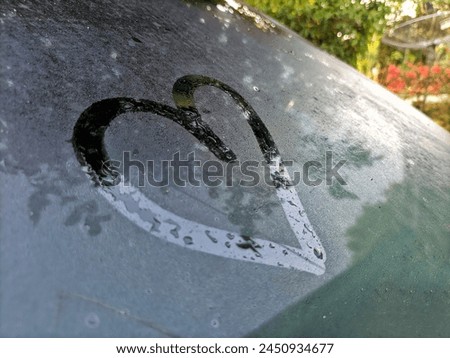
[205,230,218,243]
[150,217,161,232]
[211,319,220,328]
[170,228,179,238]
[183,236,193,245]
[84,312,100,328]
[304,223,316,237]
[313,248,323,259]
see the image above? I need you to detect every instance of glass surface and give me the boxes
[0,0,449,337]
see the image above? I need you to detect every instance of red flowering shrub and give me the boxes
[380,62,450,99]
[431,65,441,75]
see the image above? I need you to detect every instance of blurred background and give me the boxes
[244,0,450,131]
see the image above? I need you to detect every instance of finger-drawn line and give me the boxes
[72,75,326,274]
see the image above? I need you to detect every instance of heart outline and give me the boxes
[72,75,326,274]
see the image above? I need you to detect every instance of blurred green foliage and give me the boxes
[245,0,397,67]
[245,0,450,130]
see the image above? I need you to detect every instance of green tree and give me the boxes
[245,0,398,67]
